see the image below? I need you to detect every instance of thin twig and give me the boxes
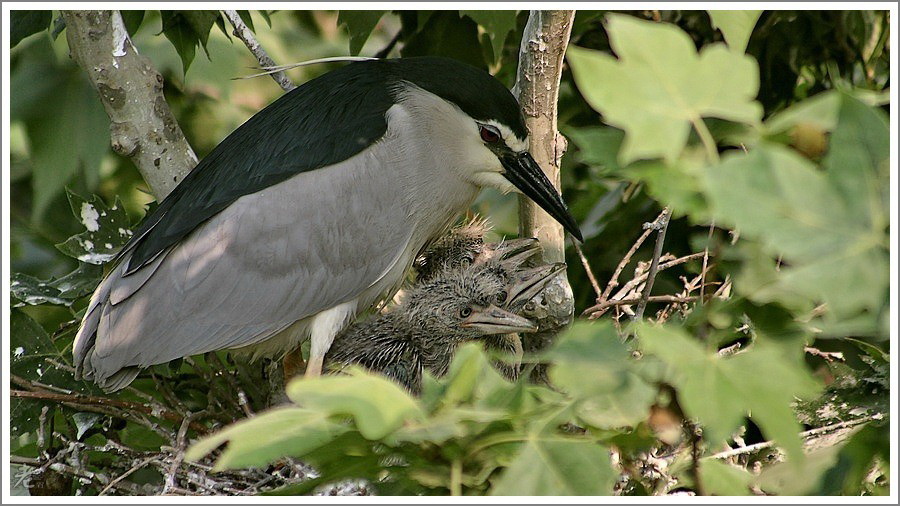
[634,208,671,320]
[699,222,715,303]
[163,413,201,494]
[222,10,295,92]
[585,296,697,318]
[708,415,882,460]
[583,252,705,318]
[600,225,655,302]
[572,237,602,300]
[689,423,705,496]
[10,379,206,433]
[99,456,158,496]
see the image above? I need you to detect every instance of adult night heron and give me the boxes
[324,261,563,394]
[73,56,582,392]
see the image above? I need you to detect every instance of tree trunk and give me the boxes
[62,10,197,200]
[513,10,576,378]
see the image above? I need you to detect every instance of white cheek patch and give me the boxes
[472,171,518,194]
[482,119,528,152]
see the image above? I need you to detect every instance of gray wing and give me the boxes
[74,147,416,389]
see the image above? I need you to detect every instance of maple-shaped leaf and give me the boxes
[567,14,763,164]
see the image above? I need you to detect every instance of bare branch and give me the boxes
[511,10,577,382]
[600,225,655,303]
[583,252,704,318]
[222,10,295,92]
[10,377,207,433]
[634,208,671,320]
[514,10,576,264]
[61,10,197,200]
[585,295,697,318]
[708,415,882,460]
[571,238,602,299]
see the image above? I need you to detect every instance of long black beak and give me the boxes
[501,152,583,242]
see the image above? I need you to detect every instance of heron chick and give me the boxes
[324,261,562,394]
[415,217,543,283]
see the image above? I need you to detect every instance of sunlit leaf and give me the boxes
[637,323,819,462]
[186,407,347,470]
[286,369,424,440]
[567,14,762,164]
[708,10,762,53]
[491,437,615,495]
[700,459,754,495]
[705,139,888,322]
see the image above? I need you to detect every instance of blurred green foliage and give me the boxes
[8,9,891,496]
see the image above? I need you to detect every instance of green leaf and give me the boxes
[699,459,753,495]
[637,324,819,463]
[182,10,219,50]
[337,10,386,55]
[546,323,658,429]
[186,407,348,470]
[628,158,710,221]
[10,310,86,442]
[707,10,762,53]
[50,262,104,299]
[822,93,889,230]
[258,10,272,28]
[236,10,255,32]
[285,369,424,440]
[401,11,487,70]
[566,126,624,173]
[491,437,615,495]
[55,190,133,265]
[567,14,762,164]
[435,342,511,407]
[815,422,889,495]
[546,322,632,396]
[120,10,145,36]
[705,142,888,321]
[11,10,52,47]
[755,440,844,495]
[10,273,68,306]
[10,263,103,308]
[25,70,110,222]
[461,10,518,63]
[576,373,656,429]
[160,11,217,75]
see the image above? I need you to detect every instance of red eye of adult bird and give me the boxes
[479,125,501,143]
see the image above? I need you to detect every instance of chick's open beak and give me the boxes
[501,152,583,242]
[506,262,567,310]
[461,304,538,334]
[486,238,541,270]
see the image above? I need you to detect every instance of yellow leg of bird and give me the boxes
[305,355,324,377]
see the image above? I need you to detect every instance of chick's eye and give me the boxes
[479,125,501,144]
[495,291,508,304]
[459,307,472,318]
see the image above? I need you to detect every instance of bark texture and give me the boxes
[62,10,197,200]
[513,10,577,374]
